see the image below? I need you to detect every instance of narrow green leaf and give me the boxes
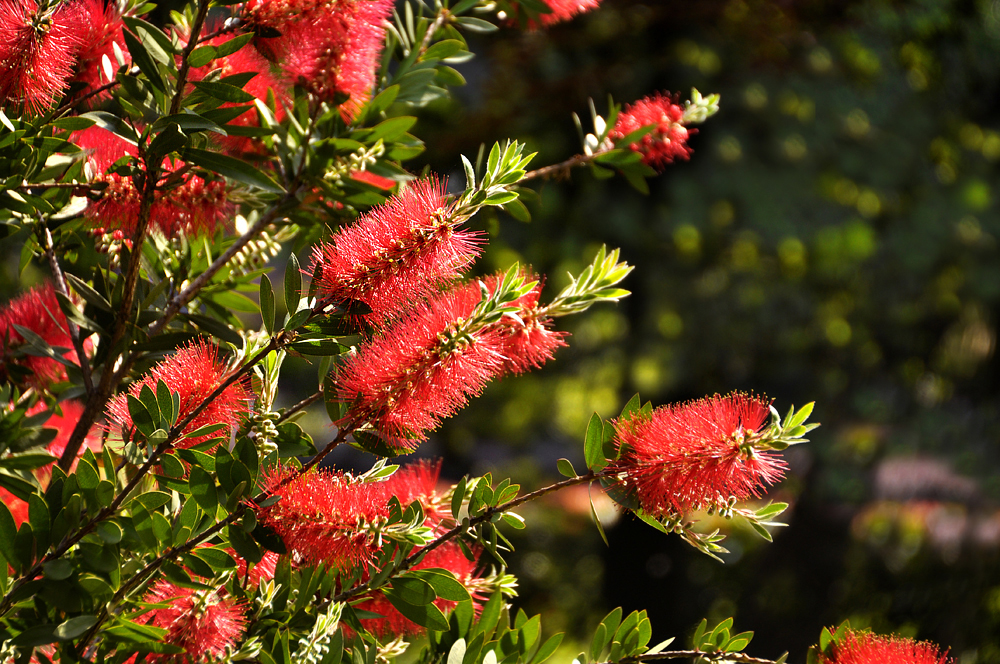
[284,252,302,312]
[584,413,606,471]
[260,274,275,335]
[184,147,284,193]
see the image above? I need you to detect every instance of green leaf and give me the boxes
[383,588,451,631]
[619,394,642,421]
[556,458,576,478]
[187,45,217,67]
[533,633,564,664]
[409,569,471,602]
[188,465,218,513]
[213,32,254,58]
[584,413,607,471]
[229,523,262,563]
[260,274,275,335]
[184,147,284,193]
[126,394,156,437]
[54,615,98,640]
[284,252,301,312]
[192,80,256,103]
[389,575,437,605]
[121,28,165,91]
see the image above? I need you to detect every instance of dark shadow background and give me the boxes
[402,1,1000,661]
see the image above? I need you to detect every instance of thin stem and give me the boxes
[418,7,451,55]
[170,0,212,115]
[39,226,93,394]
[146,189,298,337]
[18,182,105,191]
[276,390,322,425]
[521,151,604,182]
[332,471,602,603]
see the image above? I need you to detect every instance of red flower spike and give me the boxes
[0,0,85,114]
[229,548,280,587]
[534,0,601,26]
[609,392,786,517]
[349,169,397,191]
[336,282,508,449]
[337,272,566,448]
[818,629,952,664]
[384,459,450,529]
[312,177,480,324]
[609,93,694,171]
[105,339,250,450]
[253,0,394,120]
[70,0,128,104]
[0,487,29,527]
[73,126,233,238]
[485,273,567,375]
[255,466,392,570]
[141,580,247,663]
[0,283,79,389]
[353,541,483,637]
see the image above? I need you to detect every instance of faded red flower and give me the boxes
[0,283,78,388]
[186,31,289,156]
[818,629,952,664]
[0,0,84,113]
[141,580,247,663]
[609,93,693,171]
[73,125,232,238]
[530,0,601,26]
[256,466,392,570]
[70,0,128,103]
[384,459,450,529]
[226,548,280,586]
[248,0,393,120]
[353,541,482,637]
[312,177,480,324]
[105,339,250,449]
[337,272,565,449]
[0,487,29,527]
[609,392,786,517]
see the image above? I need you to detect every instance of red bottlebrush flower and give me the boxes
[256,466,392,570]
[609,392,786,517]
[487,274,567,375]
[336,282,508,449]
[0,487,29,527]
[0,283,78,388]
[141,580,247,663]
[70,0,128,104]
[105,339,250,449]
[252,0,394,120]
[73,126,232,238]
[384,459,450,528]
[609,93,694,171]
[533,0,601,26]
[227,548,280,586]
[0,0,84,114]
[818,629,952,664]
[312,177,480,324]
[353,541,482,637]
[187,31,289,156]
[336,272,566,449]
[30,399,103,485]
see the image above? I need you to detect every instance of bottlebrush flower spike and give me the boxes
[384,459,450,528]
[609,392,786,517]
[255,466,392,570]
[140,580,247,664]
[337,270,566,449]
[487,273,567,374]
[105,339,250,449]
[249,0,394,120]
[609,92,694,171]
[353,541,483,637]
[818,628,952,664]
[0,282,78,388]
[526,0,601,26]
[69,0,128,103]
[229,548,280,586]
[72,126,232,238]
[0,0,84,113]
[312,177,480,324]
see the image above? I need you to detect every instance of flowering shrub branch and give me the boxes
[0,0,953,662]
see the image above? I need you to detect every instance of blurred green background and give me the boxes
[406,0,1000,661]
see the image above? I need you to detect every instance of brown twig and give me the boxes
[276,390,323,425]
[39,226,94,394]
[521,151,603,182]
[616,651,783,664]
[170,0,212,115]
[419,8,451,55]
